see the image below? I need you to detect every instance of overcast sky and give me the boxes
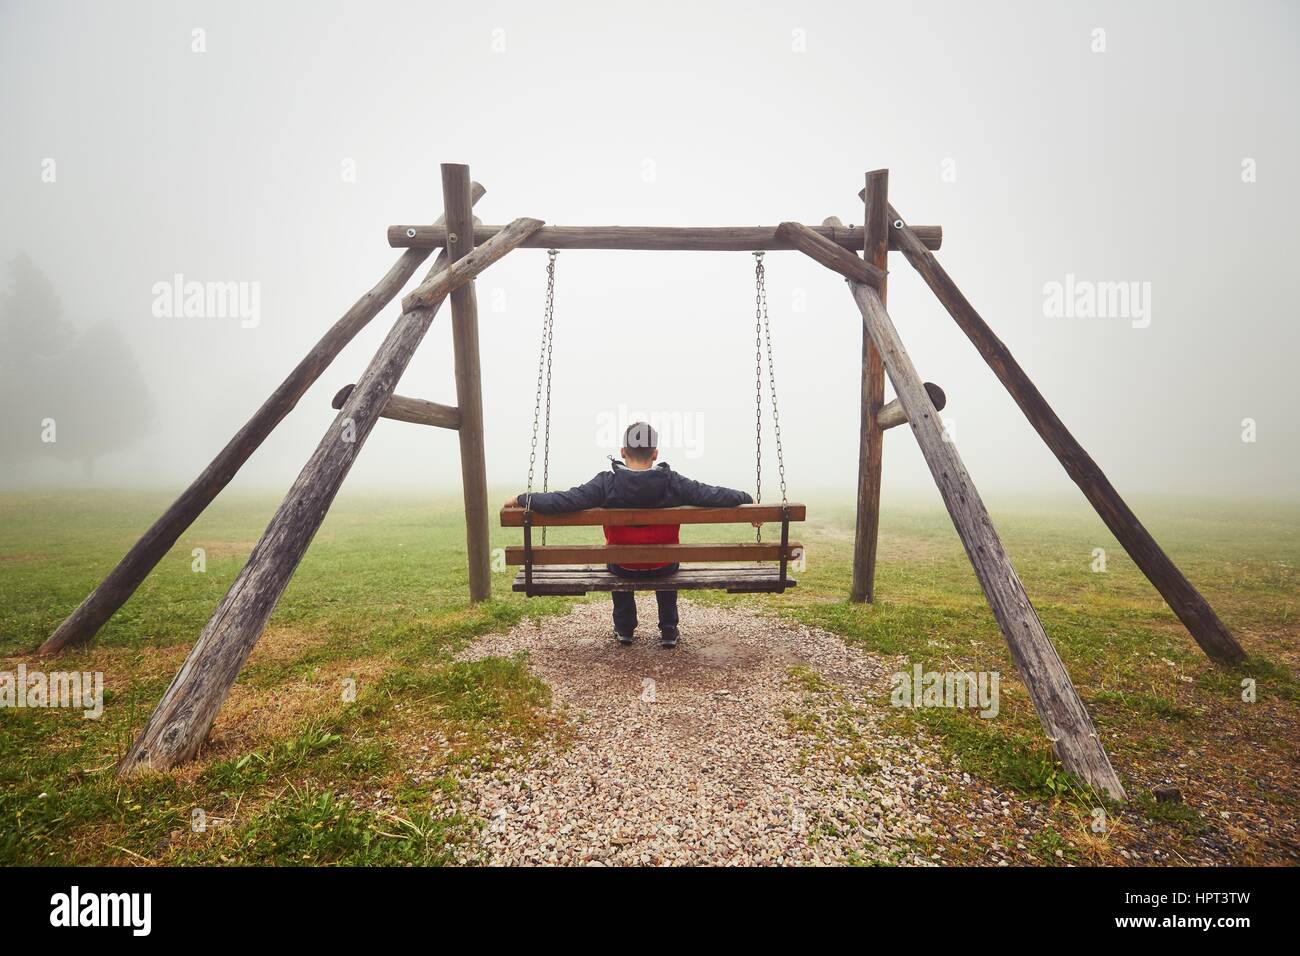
[2,0,1297,503]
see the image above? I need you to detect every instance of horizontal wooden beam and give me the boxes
[500,503,806,527]
[388,223,942,253]
[331,383,460,430]
[505,542,802,565]
[775,221,886,288]
[878,382,946,430]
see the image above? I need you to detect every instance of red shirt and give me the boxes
[604,522,680,570]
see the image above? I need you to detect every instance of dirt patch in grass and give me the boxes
[199,657,390,766]
[192,541,260,559]
[246,625,332,664]
[4,624,391,782]
[4,623,339,707]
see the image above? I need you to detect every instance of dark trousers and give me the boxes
[608,563,679,634]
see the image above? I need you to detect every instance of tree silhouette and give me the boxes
[0,255,155,481]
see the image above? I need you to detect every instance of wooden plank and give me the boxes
[37,183,485,656]
[117,216,544,775]
[512,565,791,576]
[851,170,889,604]
[331,383,460,430]
[522,583,797,594]
[833,269,1125,800]
[881,200,1245,665]
[878,381,946,431]
[441,164,492,602]
[514,583,797,594]
[514,567,780,574]
[513,567,798,593]
[774,220,885,288]
[500,503,806,527]
[389,223,943,253]
[515,567,794,577]
[505,542,802,565]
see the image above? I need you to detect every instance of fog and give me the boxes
[3,0,1297,504]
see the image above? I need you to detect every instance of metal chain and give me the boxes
[525,250,559,545]
[753,252,764,542]
[752,253,788,544]
[759,257,788,507]
[541,256,556,498]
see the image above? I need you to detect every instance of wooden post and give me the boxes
[37,185,485,656]
[852,170,889,603]
[118,217,543,774]
[441,164,492,602]
[883,204,1246,665]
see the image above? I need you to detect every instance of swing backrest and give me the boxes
[499,503,805,566]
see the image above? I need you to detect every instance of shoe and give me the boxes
[659,627,679,649]
[615,630,635,646]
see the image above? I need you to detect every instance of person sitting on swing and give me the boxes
[505,421,752,648]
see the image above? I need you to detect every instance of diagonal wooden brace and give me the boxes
[775,221,885,289]
[879,196,1244,665]
[783,219,1125,799]
[849,278,1125,800]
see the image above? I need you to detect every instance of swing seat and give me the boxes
[500,504,805,596]
[509,565,798,595]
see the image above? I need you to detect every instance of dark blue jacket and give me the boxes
[515,460,753,513]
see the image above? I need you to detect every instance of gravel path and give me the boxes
[448,598,980,866]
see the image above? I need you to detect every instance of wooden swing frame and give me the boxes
[34,163,1246,801]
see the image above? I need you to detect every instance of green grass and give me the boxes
[1,489,1297,864]
[0,489,577,865]
[188,784,468,866]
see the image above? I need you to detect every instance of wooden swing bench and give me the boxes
[500,503,805,596]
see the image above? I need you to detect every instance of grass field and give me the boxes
[1,489,1296,865]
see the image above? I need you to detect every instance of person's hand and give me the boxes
[504,496,520,509]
